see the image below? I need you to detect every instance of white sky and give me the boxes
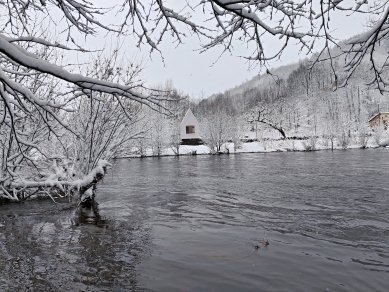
[81,1,369,99]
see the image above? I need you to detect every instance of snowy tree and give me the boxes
[165,88,189,156]
[246,103,287,139]
[357,122,369,148]
[69,96,143,174]
[201,111,238,153]
[149,111,169,156]
[287,61,312,97]
[0,49,147,202]
[0,7,166,201]
[198,96,237,153]
[132,117,152,158]
[142,81,189,157]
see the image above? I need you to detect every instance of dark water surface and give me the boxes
[1,149,389,291]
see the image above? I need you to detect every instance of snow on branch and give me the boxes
[2,0,388,98]
[342,5,389,92]
[1,159,112,202]
[0,36,164,110]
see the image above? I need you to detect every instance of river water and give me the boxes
[1,149,388,291]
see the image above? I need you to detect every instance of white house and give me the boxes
[180,109,201,141]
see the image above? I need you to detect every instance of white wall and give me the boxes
[180,109,201,139]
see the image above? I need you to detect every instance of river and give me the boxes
[1,149,388,291]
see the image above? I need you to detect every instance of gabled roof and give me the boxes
[368,112,389,122]
[180,108,198,125]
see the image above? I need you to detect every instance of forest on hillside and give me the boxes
[127,40,389,155]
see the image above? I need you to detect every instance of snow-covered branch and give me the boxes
[1,159,111,202]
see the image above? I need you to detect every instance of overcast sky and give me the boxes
[89,1,369,99]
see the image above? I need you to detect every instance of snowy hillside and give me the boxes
[208,62,301,99]
[188,36,389,152]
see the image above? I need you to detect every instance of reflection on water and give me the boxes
[73,201,108,228]
[0,199,152,291]
[1,149,389,291]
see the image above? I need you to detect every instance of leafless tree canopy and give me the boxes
[118,0,389,89]
[1,1,389,105]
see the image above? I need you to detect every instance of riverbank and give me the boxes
[120,136,387,158]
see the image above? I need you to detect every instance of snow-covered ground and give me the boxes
[121,136,387,158]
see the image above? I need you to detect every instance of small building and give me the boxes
[180,109,202,145]
[369,112,389,130]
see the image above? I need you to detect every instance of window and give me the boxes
[186,125,195,134]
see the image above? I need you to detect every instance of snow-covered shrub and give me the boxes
[373,125,384,146]
[338,131,350,149]
[289,139,296,151]
[319,137,329,147]
[303,135,317,151]
[357,123,369,148]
